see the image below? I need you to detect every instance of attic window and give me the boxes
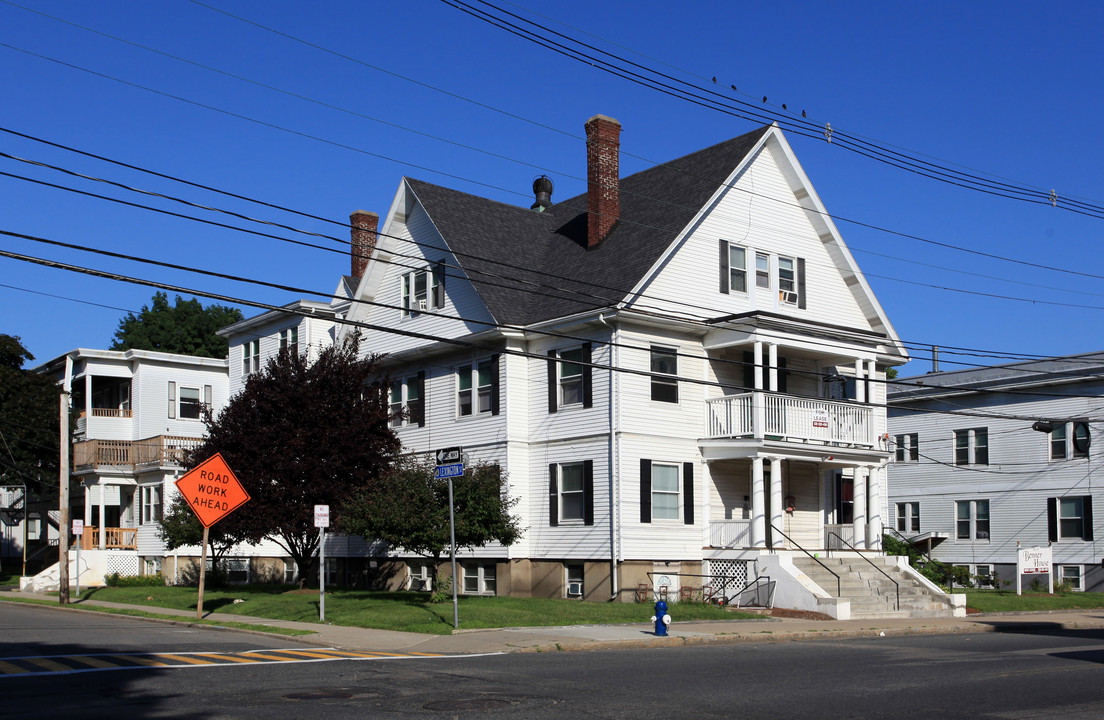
[401,263,446,317]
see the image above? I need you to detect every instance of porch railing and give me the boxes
[72,435,203,469]
[824,524,855,549]
[80,527,137,550]
[90,408,133,418]
[706,392,875,447]
[709,519,752,548]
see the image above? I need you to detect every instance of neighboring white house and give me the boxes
[27,348,237,588]
[887,353,1103,592]
[240,115,957,617]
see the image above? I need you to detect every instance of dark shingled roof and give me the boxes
[406,124,771,325]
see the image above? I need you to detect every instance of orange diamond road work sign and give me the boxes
[174,453,250,528]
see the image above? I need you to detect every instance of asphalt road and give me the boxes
[4,603,1104,719]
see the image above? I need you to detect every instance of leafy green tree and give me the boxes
[339,457,522,587]
[111,292,243,358]
[0,334,60,492]
[186,333,399,586]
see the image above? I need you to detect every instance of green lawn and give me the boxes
[963,590,1104,613]
[74,585,754,635]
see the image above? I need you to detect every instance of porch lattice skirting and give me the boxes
[706,559,749,591]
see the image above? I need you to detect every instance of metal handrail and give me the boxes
[769,523,840,598]
[827,531,899,611]
[643,571,774,609]
[885,526,934,563]
[733,576,775,609]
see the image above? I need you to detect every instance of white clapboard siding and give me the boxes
[618,433,705,561]
[630,139,873,333]
[527,438,612,559]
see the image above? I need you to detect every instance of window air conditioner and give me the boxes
[567,581,583,597]
[781,291,799,304]
[417,299,428,311]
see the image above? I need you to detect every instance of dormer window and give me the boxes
[280,327,298,356]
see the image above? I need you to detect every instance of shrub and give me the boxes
[104,572,165,587]
[430,575,452,604]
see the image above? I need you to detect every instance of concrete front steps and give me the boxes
[792,555,959,619]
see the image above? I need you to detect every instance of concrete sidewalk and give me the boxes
[6,590,1104,655]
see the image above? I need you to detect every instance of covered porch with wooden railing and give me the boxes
[80,527,137,550]
[73,435,203,469]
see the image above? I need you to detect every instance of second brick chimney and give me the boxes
[585,114,621,248]
[350,210,379,279]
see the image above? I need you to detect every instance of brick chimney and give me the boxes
[585,114,621,248]
[350,210,379,279]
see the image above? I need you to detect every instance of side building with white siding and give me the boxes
[886,353,1103,592]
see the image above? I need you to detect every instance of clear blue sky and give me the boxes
[2,0,1102,377]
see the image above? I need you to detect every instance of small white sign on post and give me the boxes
[72,519,84,536]
[315,505,329,622]
[1016,545,1053,595]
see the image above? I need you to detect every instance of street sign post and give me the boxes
[315,505,329,621]
[175,454,250,620]
[435,447,464,629]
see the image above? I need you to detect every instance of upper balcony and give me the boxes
[72,435,203,471]
[705,391,875,447]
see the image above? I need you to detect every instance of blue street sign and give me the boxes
[435,463,464,479]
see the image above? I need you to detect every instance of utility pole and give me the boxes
[58,388,69,604]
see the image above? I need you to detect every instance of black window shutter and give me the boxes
[582,342,593,409]
[719,239,729,294]
[549,464,558,527]
[415,371,426,427]
[583,460,594,526]
[433,261,446,308]
[490,354,501,416]
[1047,497,1058,542]
[683,462,695,525]
[797,257,806,309]
[547,350,558,413]
[1084,496,1094,541]
[640,459,652,524]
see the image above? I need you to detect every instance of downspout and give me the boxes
[599,313,620,600]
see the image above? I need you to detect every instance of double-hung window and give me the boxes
[1059,565,1084,591]
[461,563,497,595]
[651,463,680,520]
[400,262,445,317]
[639,459,695,525]
[242,340,259,376]
[279,327,298,355]
[168,382,211,420]
[778,256,797,303]
[1049,496,1094,541]
[895,502,920,533]
[650,346,678,403]
[389,374,426,428]
[548,344,591,412]
[755,252,770,289]
[955,499,990,541]
[140,485,162,524]
[895,433,919,462]
[458,359,496,416]
[549,461,593,526]
[1051,421,1090,460]
[719,242,747,293]
[953,428,988,466]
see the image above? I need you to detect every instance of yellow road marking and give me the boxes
[156,654,215,665]
[0,660,30,675]
[274,649,355,659]
[192,653,259,664]
[407,652,444,657]
[66,656,120,669]
[25,658,72,672]
[113,654,169,667]
[239,652,302,661]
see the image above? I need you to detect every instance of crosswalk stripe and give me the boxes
[238,652,301,661]
[65,656,121,669]
[192,653,259,664]
[156,654,215,665]
[275,649,354,659]
[25,658,73,672]
[0,660,30,675]
[112,655,169,667]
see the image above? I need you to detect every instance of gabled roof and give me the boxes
[405,125,771,326]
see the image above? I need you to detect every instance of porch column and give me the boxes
[97,481,106,550]
[753,341,764,390]
[852,467,867,550]
[768,343,778,392]
[854,358,865,403]
[867,465,884,550]
[769,457,783,548]
[751,456,766,548]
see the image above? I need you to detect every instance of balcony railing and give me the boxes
[710,520,752,548]
[90,408,133,418]
[80,527,137,550]
[705,392,875,447]
[72,435,203,469]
